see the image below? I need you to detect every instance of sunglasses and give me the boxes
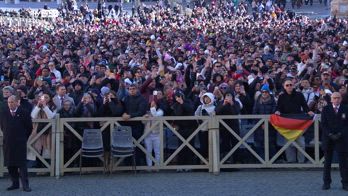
[285,84,293,87]
[261,91,269,94]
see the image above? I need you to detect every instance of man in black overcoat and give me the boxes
[321,92,348,191]
[0,95,32,192]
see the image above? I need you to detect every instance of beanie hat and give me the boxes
[261,84,270,92]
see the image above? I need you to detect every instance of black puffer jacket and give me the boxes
[122,93,147,118]
[171,99,195,130]
[215,101,241,134]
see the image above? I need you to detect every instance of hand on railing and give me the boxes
[122,113,131,121]
[307,111,314,116]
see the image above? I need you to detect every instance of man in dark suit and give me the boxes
[0,95,33,192]
[321,92,348,191]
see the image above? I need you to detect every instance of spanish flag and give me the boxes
[270,114,314,141]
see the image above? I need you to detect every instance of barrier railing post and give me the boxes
[59,117,65,176]
[209,115,220,175]
[50,116,57,177]
[0,129,3,177]
[55,115,61,178]
[264,118,270,167]
[314,116,320,165]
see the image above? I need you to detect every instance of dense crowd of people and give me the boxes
[1,1,348,169]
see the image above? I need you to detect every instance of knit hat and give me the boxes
[261,84,270,92]
[100,86,110,97]
[174,90,185,98]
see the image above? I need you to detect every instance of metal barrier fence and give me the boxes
[0,117,57,177]
[0,115,336,177]
[0,16,53,27]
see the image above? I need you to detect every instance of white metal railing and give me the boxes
[0,114,334,177]
[0,117,56,177]
[0,16,54,27]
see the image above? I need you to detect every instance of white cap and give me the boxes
[324,89,332,95]
[100,86,110,96]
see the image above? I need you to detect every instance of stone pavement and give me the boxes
[0,170,347,196]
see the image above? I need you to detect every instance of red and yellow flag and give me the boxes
[269,114,314,141]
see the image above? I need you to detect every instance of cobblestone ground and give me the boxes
[0,2,337,195]
[0,170,347,196]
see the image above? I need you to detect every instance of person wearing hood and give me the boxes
[70,80,85,105]
[195,92,215,159]
[16,85,33,113]
[215,91,241,163]
[171,90,195,167]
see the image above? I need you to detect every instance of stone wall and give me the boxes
[331,0,348,17]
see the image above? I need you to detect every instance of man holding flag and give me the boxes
[274,78,314,163]
[321,92,348,191]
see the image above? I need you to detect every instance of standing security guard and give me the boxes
[321,92,348,191]
[0,95,33,192]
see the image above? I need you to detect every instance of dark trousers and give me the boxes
[220,128,240,163]
[8,166,29,188]
[199,131,208,159]
[323,142,348,186]
[178,128,194,165]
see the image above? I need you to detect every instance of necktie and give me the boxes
[334,106,339,114]
[11,111,15,117]
[60,97,64,107]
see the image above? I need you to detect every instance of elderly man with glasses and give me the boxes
[321,92,348,191]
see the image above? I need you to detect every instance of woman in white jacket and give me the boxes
[29,93,56,161]
[143,101,164,168]
[195,92,215,159]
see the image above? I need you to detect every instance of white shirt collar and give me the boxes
[333,104,340,109]
[10,108,18,113]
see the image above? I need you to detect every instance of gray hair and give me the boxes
[2,86,15,94]
[8,95,20,102]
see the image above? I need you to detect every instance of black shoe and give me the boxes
[6,184,19,191]
[342,185,348,191]
[22,187,32,192]
[322,184,330,190]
